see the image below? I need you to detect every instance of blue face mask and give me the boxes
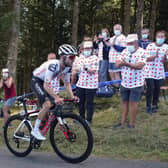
[156,38,165,45]
[127,45,135,53]
[114,30,121,36]
[142,34,148,39]
[102,32,107,38]
[83,50,92,57]
[3,73,8,78]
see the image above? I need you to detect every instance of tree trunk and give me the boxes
[72,0,79,47]
[136,0,144,37]
[150,0,158,40]
[120,0,125,23]
[123,0,131,35]
[51,0,56,49]
[7,0,20,84]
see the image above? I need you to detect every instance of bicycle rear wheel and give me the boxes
[50,113,93,163]
[4,115,33,157]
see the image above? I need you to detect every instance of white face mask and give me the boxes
[127,45,135,53]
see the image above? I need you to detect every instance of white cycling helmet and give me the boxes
[58,44,78,56]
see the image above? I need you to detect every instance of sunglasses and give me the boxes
[67,55,76,60]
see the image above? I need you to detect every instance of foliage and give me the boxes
[0,0,167,94]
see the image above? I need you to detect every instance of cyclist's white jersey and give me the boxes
[33,59,71,93]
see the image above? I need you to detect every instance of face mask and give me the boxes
[102,32,107,38]
[127,45,135,53]
[142,34,148,39]
[83,50,92,57]
[3,73,8,78]
[114,30,121,36]
[156,38,165,45]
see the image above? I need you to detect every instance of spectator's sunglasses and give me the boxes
[67,55,76,60]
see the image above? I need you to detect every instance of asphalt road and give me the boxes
[0,148,168,168]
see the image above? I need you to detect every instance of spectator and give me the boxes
[75,40,99,125]
[78,35,92,54]
[0,68,16,125]
[144,30,168,113]
[47,52,56,60]
[139,28,152,49]
[115,34,146,128]
[71,36,91,84]
[108,24,126,87]
[93,28,110,82]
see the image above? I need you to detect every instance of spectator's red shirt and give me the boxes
[3,82,16,100]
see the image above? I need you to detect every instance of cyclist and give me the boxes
[30,44,79,140]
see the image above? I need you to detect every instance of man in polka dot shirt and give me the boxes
[115,34,146,128]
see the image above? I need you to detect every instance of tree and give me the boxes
[150,0,158,40]
[6,0,20,84]
[72,0,79,46]
[123,0,131,35]
[136,0,144,37]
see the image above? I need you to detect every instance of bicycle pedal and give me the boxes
[31,137,41,149]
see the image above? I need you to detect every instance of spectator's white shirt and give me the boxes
[109,34,126,63]
[144,42,168,79]
[72,54,85,70]
[120,48,146,88]
[49,78,60,94]
[98,42,103,61]
[76,55,99,89]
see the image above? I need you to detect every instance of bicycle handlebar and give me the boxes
[16,92,35,102]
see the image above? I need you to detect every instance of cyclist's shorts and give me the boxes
[30,76,54,106]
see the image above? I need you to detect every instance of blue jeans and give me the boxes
[3,96,16,107]
[99,60,109,82]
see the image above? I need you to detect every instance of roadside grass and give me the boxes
[0,93,168,162]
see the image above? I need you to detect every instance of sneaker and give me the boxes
[113,123,124,129]
[31,129,46,140]
[146,106,152,114]
[128,124,135,129]
[152,105,158,113]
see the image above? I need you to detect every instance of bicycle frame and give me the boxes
[15,95,75,142]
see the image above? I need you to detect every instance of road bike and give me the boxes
[3,93,93,163]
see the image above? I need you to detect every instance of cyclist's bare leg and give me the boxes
[38,100,52,120]
[32,100,53,140]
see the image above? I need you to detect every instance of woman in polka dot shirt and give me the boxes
[75,40,99,125]
[144,30,168,113]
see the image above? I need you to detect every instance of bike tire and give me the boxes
[4,115,33,157]
[50,113,93,163]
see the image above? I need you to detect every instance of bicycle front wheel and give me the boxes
[4,115,33,157]
[50,113,93,163]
